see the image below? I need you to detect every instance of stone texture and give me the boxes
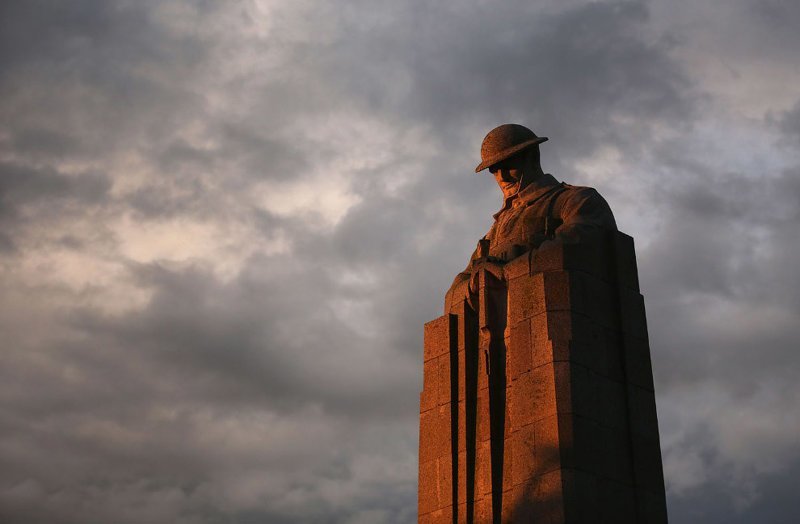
[419,231,667,522]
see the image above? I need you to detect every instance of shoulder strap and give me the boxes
[544,183,568,238]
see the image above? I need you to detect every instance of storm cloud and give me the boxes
[1,0,799,522]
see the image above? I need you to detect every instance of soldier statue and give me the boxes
[446,123,618,311]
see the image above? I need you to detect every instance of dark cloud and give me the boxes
[1,0,798,523]
[0,161,111,247]
[777,100,800,143]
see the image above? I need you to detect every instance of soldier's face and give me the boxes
[490,156,525,199]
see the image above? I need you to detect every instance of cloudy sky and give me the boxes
[1,0,799,522]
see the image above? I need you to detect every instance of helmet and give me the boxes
[474,124,548,173]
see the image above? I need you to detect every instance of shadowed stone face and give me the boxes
[490,155,529,200]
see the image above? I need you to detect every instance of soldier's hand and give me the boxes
[468,259,505,292]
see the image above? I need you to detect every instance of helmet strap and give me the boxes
[515,170,525,196]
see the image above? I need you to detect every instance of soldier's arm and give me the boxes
[444,226,502,312]
[553,187,617,243]
[444,242,479,312]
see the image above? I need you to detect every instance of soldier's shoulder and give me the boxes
[559,182,605,200]
[561,181,598,192]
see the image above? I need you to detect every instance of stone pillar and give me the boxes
[419,231,668,523]
[419,312,457,523]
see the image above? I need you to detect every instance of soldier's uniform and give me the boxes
[474,172,616,263]
[445,173,616,310]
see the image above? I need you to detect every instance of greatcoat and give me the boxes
[445,173,617,310]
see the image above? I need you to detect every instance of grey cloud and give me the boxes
[631,128,800,519]
[0,161,110,226]
[777,100,800,143]
[668,456,800,524]
[0,0,208,156]
[0,252,418,523]
[326,0,694,164]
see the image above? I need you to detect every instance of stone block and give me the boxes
[437,404,452,459]
[436,354,452,407]
[504,250,532,280]
[508,319,532,380]
[454,301,477,352]
[581,234,615,282]
[456,502,472,524]
[478,271,507,331]
[419,504,453,524]
[623,335,655,391]
[619,288,649,340]
[531,336,555,370]
[631,437,666,494]
[613,232,640,292]
[438,454,453,510]
[555,414,602,475]
[532,469,567,521]
[635,487,669,524]
[419,408,437,464]
[598,424,634,485]
[477,346,489,392]
[501,489,514,523]
[553,361,596,419]
[556,314,613,365]
[542,270,578,314]
[424,315,452,362]
[582,273,619,329]
[457,401,466,452]
[457,503,467,524]
[477,389,491,442]
[475,495,492,523]
[597,376,628,430]
[418,458,438,516]
[510,364,557,429]
[420,358,437,414]
[507,272,545,324]
[541,310,573,344]
[534,414,562,476]
[531,240,568,273]
[552,361,573,415]
[511,423,536,485]
[510,464,576,522]
[504,385,513,439]
[457,450,467,503]
[421,405,451,464]
[508,372,529,430]
[561,468,600,522]
[477,440,492,497]
[571,363,616,423]
[502,431,514,488]
[597,478,637,524]
[457,350,466,402]
[557,327,587,365]
[628,385,660,440]
[552,339,573,365]
[530,312,557,368]
[532,231,619,280]
[602,327,625,382]
[532,363,559,420]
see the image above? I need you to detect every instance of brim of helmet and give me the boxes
[474,136,548,173]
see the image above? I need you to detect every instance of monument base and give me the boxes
[419,232,667,523]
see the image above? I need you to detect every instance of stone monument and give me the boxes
[418,125,668,523]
